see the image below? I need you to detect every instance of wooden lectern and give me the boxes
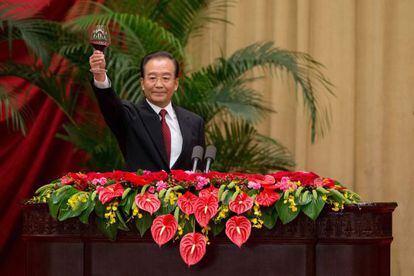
[22,202,396,276]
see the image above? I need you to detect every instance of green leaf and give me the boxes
[59,192,91,221]
[246,189,258,197]
[48,187,78,220]
[223,190,235,205]
[181,216,195,236]
[302,195,326,221]
[210,222,225,236]
[297,190,312,206]
[79,198,96,224]
[94,200,106,218]
[116,210,129,231]
[135,211,153,237]
[275,198,300,224]
[158,200,176,215]
[121,190,137,216]
[261,206,278,230]
[96,217,118,241]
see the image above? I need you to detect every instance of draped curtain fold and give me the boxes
[0,0,87,273]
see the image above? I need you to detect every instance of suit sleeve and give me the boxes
[91,82,129,147]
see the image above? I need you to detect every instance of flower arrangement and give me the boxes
[30,170,360,266]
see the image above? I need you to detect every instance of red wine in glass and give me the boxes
[89,24,111,52]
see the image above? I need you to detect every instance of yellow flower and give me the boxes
[68,194,79,209]
[332,202,340,212]
[289,205,298,212]
[322,194,327,201]
[169,192,178,205]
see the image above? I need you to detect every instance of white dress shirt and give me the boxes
[94,75,183,168]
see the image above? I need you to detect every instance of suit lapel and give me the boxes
[137,100,169,167]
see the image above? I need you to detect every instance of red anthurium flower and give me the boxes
[177,191,198,215]
[256,190,280,206]
[229,193,254,214]
[67,172,88,191]
[225,216,251,248]
[194,195,218,227]
[143,170,168,182]
[171,170,197,182]
[151,214,178,247]
[271,171,320,186]
[198,185,219,199]
[179,232,207,267]
[100,170,126,181]
[96,183,124,204]
[135,192,161,215]
[321,178,335,189]
[124,172,152,187]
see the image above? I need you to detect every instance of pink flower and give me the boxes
[229,193,254,214]
[195,176,209,190]
[148,186,156,193]
[247,181,261,190]
[135,192,161,215]
[151,214,178,247]
[198,186,219,199]
[256,190,280,206]
[96,183,124,204]
[275,177,297,191]
[194,195,219,227]
[180,232,207,267]
[313,178,335,189]
[156,180,168,192]
[91,177,107,186]
[61,176,73,185]
[225,216,251,248]
[177,191,198,215]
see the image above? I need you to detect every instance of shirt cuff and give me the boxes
[94,75,111,89]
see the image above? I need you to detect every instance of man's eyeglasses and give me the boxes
[144,75,175,84]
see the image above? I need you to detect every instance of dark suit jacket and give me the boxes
[92,85,205,172]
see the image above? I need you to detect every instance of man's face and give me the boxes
[141,58,178,108]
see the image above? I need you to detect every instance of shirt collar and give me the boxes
[145,99,176,118]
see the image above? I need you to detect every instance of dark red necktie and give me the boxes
[159,109,171,164]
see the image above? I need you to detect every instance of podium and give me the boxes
[22,202,396,276]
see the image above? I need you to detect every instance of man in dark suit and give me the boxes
[89,50,205,172]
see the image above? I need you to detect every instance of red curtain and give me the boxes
[0,0,91,273]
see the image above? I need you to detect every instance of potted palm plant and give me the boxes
[0,0,332,173]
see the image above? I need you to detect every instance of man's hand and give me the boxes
[89,50,106,82]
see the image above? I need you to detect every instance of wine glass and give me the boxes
[89,24,111,52]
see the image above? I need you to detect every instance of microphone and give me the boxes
[204,145,217,173]
[191,145,204,172]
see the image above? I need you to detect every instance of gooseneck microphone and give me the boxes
[204,145,217,173]
[191,146,204,172]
